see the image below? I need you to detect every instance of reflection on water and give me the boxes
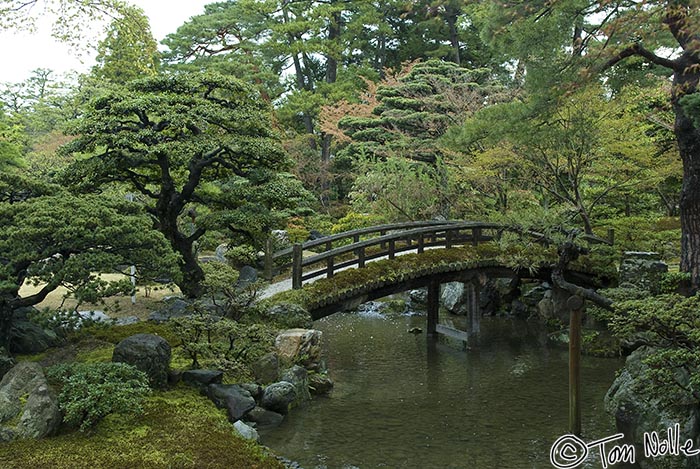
[261,307,622,469]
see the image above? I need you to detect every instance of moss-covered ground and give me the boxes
[5,317,285,468]
[0,387,284,469]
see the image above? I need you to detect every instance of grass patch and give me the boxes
[0,387,284,469]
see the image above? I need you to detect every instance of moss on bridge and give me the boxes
[265,242,618,312]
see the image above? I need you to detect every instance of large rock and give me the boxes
[233,420,259,441]
[271,230,290,248]
[182,370,223,391]
[10,320,62,355]
[281,365,311,405]
[407,288,428,309]
[236,266,258,288]
[441,282,468,315]
[536,287,571,322]
[308,372,334,395]
[275,329,323,370]
[215,244,229,263]
[479,278,519,316]
[244,406,284,428]
[308,230,325,241]
[238,383,263,401]
[605,346,700,469]
[52,310,111,330]
[206,384,256,422]
[112,334,171,389]
[0,362,60,442]
[266,303,313,329]
[260,381,297,414]
[251,352,280,385]
[619,252,668,294]
[148,298,191,323]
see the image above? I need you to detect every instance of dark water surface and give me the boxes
[261,308,623,469]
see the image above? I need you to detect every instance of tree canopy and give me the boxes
[61,72,291,298]
[0,173,177,352]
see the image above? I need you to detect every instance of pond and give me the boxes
[261,302,623,469]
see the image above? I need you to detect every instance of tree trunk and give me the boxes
[673,58,700,290]
[676,108,700,289]
[0,298,13,353]
[445,4,461,65]
[178,245,205,298]
[158,210,205,298]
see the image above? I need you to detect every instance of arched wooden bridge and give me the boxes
[263,221,615,338]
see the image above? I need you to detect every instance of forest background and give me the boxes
[1,0,699,313]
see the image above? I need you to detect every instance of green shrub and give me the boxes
[199,262,261,321]
[330,211,387,234]
[596,216,681,261]
[224,245,259,267]
[607,294,700,407]
[47,362,150,431]
[659,271,692,294]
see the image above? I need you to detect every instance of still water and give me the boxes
[261,305,623,469]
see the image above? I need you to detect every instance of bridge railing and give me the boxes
[264,221,613,290]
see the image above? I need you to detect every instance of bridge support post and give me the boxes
[567,294,584,436]
[292,243,303,290]
[466,281,481,337]
[427,280,439,336]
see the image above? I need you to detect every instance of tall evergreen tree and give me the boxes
[92,5,159,85]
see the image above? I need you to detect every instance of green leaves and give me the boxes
[607,293,700,406]
[47,362,150,431]
[0,184,179,300]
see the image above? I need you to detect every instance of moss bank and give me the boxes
[0,387,284,469]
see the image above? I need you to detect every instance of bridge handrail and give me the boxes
[264,220,613,288]
[271,220,458,260]
[300,222,530,265]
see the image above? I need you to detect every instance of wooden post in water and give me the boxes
[567,294,584,436]
[292,243,303,290]
[427,280,439,336]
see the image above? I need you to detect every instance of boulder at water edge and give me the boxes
[251,352,280,384]
[260,381,297,414]
[112,334,171,389]
[0,362,60,442]
[281,365,312,404]
[275,329,323,370]
[206,384,256,422]
[605,346,700,469]
[244,406,284,428]
[309,373,334,395]
[233,420,259,441]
